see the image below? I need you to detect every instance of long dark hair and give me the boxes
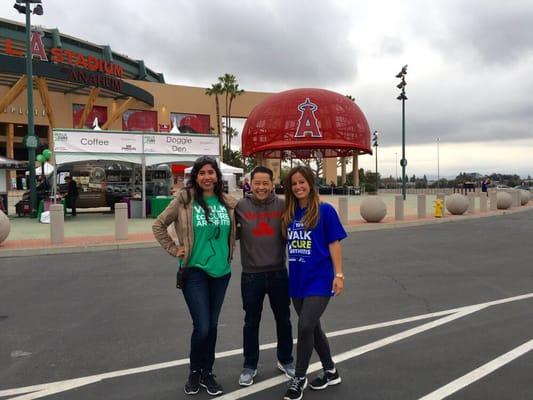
[186,156,227,223]
[282,166,320,235]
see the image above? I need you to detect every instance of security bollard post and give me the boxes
[115,203,128,240]
[479,192,488,212]
[417,194,426,218]
[50,204,64,244]
[467,192,476,213]
[489,192,497,210]
[338,196,348,225]
[395,195,404,221]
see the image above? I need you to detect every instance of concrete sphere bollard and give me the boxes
[0,210,11,244]
[360,196,387,222]
[496,191,512,209]
[520,190,531,205]
[446,193,468,215]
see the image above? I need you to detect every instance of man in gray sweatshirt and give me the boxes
[235,166,294,386]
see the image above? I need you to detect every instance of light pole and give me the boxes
[14,0,43,217]
[396,64,408,200]
[372,130,378,192]
[436,137,440,189]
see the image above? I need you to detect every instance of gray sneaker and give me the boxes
[277,361,295,378]
[238,368,257,386]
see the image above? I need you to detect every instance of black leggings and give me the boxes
[292,296,335,377]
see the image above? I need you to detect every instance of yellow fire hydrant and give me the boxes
[434,199,444,218]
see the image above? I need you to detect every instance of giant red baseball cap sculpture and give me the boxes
[242,88,372,159]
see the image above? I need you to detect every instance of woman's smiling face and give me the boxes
[196,164,217,194]
[291,172,310,203]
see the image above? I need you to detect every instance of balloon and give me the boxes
[36,154,45,164]
[42,149,52,160]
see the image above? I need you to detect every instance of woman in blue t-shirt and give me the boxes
[281,166,347,400]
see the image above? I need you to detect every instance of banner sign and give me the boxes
[143,134,218,155]
[53,130,219,156]
[53,131,143,154]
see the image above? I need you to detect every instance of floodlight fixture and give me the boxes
[33,4,43,15]
[395,64,408,199]
[13,3,26,13]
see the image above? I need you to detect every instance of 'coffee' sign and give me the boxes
[53,131,142,153]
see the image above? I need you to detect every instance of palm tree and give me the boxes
[205,82,224,159]
[227,83,245,151]
[218,74,236,157]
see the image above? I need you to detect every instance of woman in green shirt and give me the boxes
[153,156,237,396]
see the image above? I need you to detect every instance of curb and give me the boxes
[1,206,532,258]
[0,240,159,258]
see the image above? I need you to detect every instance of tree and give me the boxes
[223,146,244,168]
[301,158,323,178]
[228,83,244,153]
[217,74,244,160]
[205,82,224,159]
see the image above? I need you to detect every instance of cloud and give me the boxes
[3,0,532,173]
[409,0,533,65]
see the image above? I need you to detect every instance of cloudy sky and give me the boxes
[4,0,533,178]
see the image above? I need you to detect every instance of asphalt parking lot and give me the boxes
[1,210,532,399]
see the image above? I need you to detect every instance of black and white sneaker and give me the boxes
[184,370,201,395]
[200,371,223,396]
[283,376,307,400]
[309,369,341,390]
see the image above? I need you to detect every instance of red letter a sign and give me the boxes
[30,31,48,61]
[294,98,321,138]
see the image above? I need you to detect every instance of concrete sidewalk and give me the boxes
[1,193,532,257]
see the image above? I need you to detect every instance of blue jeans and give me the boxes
[241,270,293,369]
[182,267,231,372]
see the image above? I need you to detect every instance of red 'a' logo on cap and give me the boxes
[294,98,321,138]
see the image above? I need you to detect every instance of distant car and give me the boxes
[318,185,335,194]
[513,185,532,192]
[495,185,511,190]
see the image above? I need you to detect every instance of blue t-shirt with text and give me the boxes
[287,202,347,298]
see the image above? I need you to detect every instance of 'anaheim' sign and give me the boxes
[2,31,124,78]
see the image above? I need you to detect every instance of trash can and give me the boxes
[150,196,173,217]
[129,198,143,219]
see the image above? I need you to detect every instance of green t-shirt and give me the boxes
[188,195,231,277]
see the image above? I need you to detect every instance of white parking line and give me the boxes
[1,308,456,399]
[419,339,533,400]
[1,292,532,400]
[216,305,487,400]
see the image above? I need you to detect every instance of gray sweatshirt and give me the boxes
[235,193,286,273]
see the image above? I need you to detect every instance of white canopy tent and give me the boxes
[52,129,220,217]
[184,161,243,175]
[25,161,55,176]
[185,161,243,192]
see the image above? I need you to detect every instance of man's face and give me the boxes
[251,172,273,201]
